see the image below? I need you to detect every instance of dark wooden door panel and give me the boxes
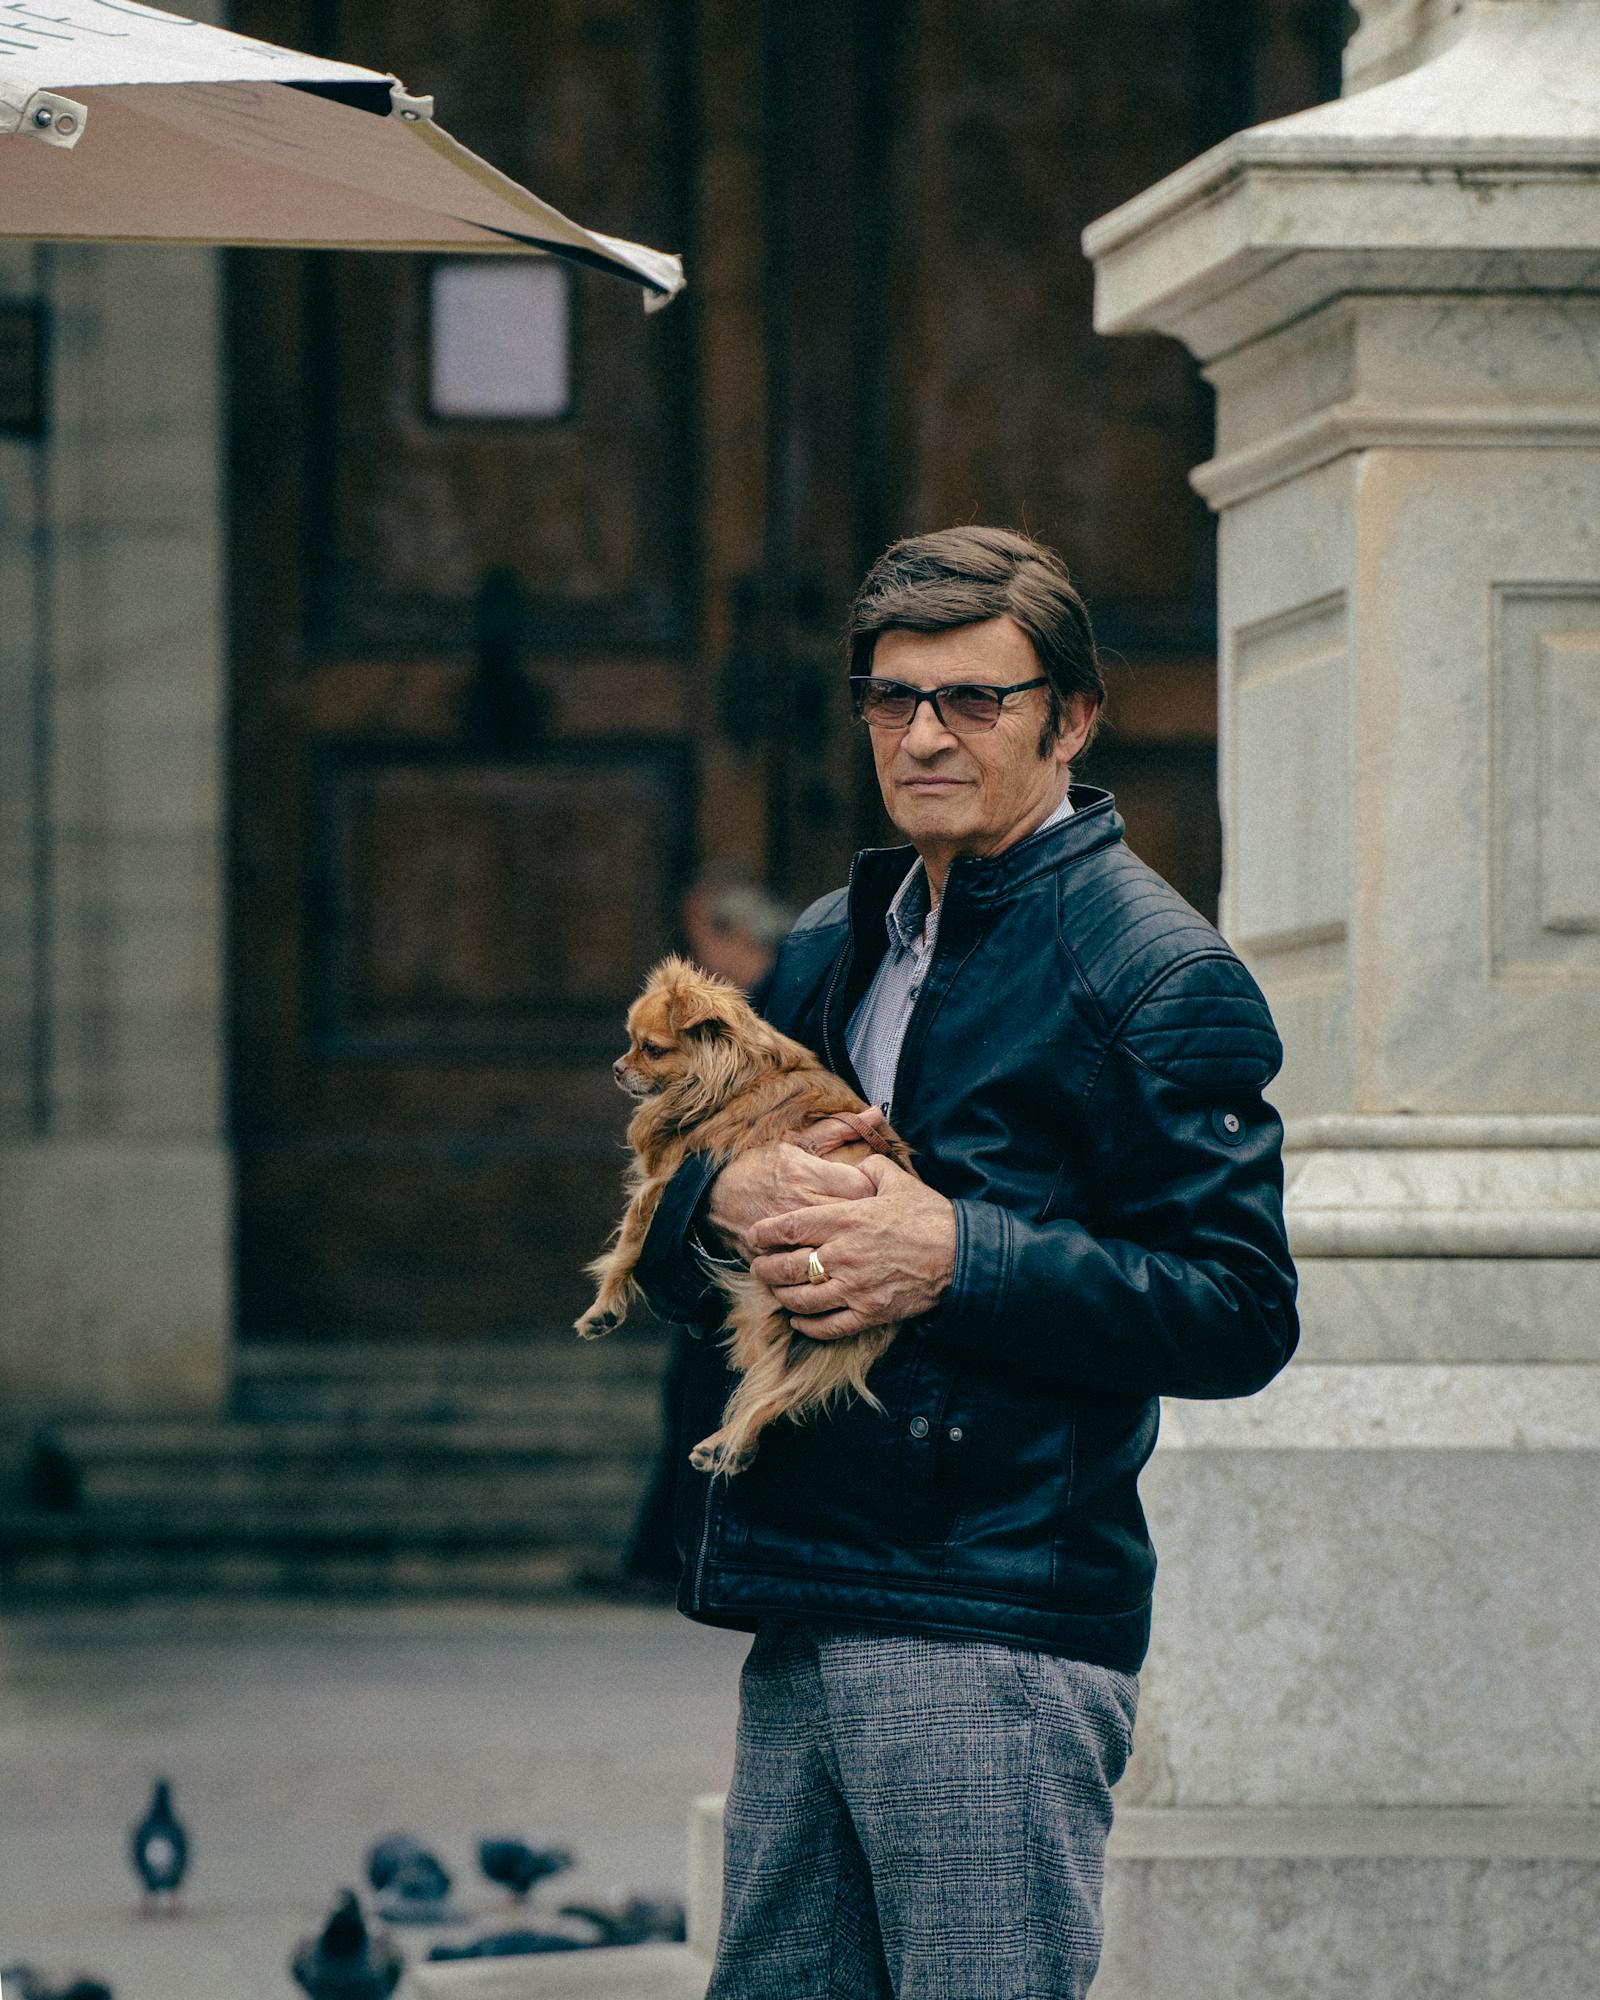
[229,0,695,1346]
[238,1148,628,1341]
[311,744,689,1066]
[307,0,693,656]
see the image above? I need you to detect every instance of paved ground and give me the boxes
[0,1601,749,2000]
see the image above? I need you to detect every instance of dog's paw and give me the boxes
[688,1435,755,1479]
[575,1308,622,1340]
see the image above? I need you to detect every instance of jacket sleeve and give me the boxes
[632,1151,727,1329]
[919,951,1299,1400]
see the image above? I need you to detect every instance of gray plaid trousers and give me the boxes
[708,1618,1139,2000]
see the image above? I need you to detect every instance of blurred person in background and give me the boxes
[680,865,798,1015]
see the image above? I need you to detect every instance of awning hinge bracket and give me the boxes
[389,80,434,125]
[0,87,88,149]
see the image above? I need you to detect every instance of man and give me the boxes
[635,526,1299,1998]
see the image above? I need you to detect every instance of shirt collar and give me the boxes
[882,788,1075,955]
[884,862,932,954]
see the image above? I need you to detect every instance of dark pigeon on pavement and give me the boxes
[1,1968,114,2000]
[364,1834,427,1895]
[427,1931,588,1962]
[290,1889,403,2000]
[375,1849,466,1926]
[558,1894,687,1947]
[476,1837,574,1901]
[129,1780,188,1913]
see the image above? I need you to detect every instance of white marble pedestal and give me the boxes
[1074,1,1600,1991]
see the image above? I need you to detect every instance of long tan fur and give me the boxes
[576,956,917,1478]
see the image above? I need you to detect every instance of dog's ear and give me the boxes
[667,983,730,1037]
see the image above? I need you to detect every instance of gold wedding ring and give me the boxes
[806,1250,829,1286]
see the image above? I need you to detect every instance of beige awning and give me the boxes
[0,0,682,306]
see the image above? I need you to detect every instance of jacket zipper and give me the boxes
[692,1478,714,1611]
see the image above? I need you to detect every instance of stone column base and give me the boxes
[1098,1807,1600,2000]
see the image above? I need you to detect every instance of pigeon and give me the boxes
[364,1841,464,1926]
[1,1970,113,2000]
[363,1834,427,1896]
[558,1894,687,1947]
[290,1890,403,2000]
[427,1931,588,1962]
[476,1837,574,1902]
[129,1780,188,1913]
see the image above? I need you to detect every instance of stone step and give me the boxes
[231,1339,670,1423]
[0,1484,650,1595]
[57,1415,661,1481]
[0,1341,679,1601]
[31,1419,658,1520]
[0,1532,632,1600]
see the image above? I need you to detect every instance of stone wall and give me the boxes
[0,239,230,1416]
[1080,2,1600,1991]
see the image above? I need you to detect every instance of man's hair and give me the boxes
[846,526,1106,757]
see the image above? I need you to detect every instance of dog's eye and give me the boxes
[641,1040,673,1058]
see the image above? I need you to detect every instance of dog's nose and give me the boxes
[612,1056,627,1080]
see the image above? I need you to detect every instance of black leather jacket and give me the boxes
[635,786,1298,1672]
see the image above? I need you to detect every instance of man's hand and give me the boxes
[706,1124,877,1263]
[748,1154,957,1339]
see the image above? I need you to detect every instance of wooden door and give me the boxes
[226,0,1338,1351]
[228,0,699,1345]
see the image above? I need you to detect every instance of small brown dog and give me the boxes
[577,955,916,1477]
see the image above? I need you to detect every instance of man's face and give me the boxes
[866,617,1094,867]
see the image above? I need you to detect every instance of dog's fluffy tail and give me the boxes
[688,1270,892,1479]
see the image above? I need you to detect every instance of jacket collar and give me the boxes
[820,786,1126,1087]
[847,784,1125,933]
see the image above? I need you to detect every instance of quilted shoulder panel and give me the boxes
[1058,845,1281,1089]
[1061,843,1227,1028]
[1119,950,1282,1092]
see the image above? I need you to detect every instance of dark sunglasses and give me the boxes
[849,675,1050,734]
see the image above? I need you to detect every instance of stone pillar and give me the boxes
[1343,0,1469,90]
[0,239,230,1419]
[1082,2,1600,1991]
